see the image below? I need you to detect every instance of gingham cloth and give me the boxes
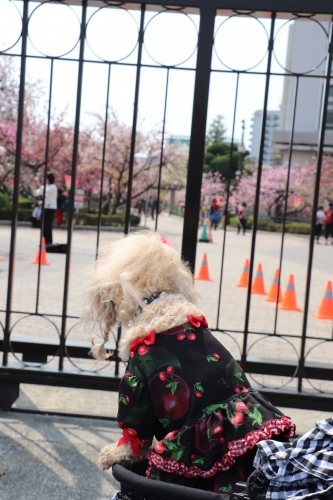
[253,418,333,500]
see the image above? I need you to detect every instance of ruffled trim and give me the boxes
[146,416,295,479]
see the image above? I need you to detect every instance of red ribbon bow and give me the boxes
[187,314,208,329]
[130,330,156,354]
[117,429,142,458]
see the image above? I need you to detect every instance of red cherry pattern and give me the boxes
[177,333,186,340]
[165,430,178,439]
[213,354,220,359]
[138,345,148,355]
[213,426,223,434]
[236,402,249,411]
[234,386,241,393]
[191,454,196,461]
[127,428,137,437]
[218,436,225,444]
[188,333,196,341]
[231,412,245,425]
[155,441,165,453]
[166,366,175,374]
[159,372,166,381]
[125,395,130,403]
[118,422,124,429]
[195,391,202,398]
[130,351,135,358]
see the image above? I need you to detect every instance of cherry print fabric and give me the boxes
[117,316,295,493]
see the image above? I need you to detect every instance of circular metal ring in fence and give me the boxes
[214,330,242,359]
[246,335,299,389]
[65,321,115,373]
[214,15,268,71]
[86,6,138,63]
[28,1,81,58]
[304,340,333,394]
[273,17,328,74]
[144,11,198,67]
[0,0,22,52]
[9,314,60,368]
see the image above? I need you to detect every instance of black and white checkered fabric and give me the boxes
[253,418,333,500]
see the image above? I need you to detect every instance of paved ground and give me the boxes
[1,214,333,391]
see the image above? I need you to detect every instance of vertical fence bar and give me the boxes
[59,0,87,371]
[181,4,216,272]
[3,0,29,366]
[216,73,239,329]
[298,19,333,392]
[241,13,276,367]
[154,68,169,232]
[124,4,145,236]
[36,58,54,314]
[273,76,299,334]
[96,63,111,257]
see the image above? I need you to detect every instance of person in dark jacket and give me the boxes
[84,233,295,495]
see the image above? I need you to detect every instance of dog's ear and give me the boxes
[89,290,118,360]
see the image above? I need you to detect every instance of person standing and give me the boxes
[315,205,325,243]
[237,202,247,235]
[31,201,42,228]
[33,172,57,244]
[210,198,220,230]
[56,188,66,229]
[324,203,333,245]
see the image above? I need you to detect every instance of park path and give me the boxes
[0,215,333,391]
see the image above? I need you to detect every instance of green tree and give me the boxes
[206,115,227,145]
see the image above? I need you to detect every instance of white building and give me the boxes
[273,19,333,164]
[249,109,280,165]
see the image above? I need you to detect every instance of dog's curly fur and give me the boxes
[83,232,202,469]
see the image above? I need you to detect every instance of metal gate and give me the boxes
[1,0,333,412]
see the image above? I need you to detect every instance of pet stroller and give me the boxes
[112,462,238,500]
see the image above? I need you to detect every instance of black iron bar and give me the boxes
[59,0,88,371]
[35,58,54,314]
[3,0,29,367]
[181,4,215,272]
[96,63,112,258]
[216,73,239,329]
[241,12,276,367]
[298,19,333,392]
[154,68,169,232]
[273,76,299,335]
[114,324,122,376]
[124,4,145,235]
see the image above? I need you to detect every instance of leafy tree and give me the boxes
[206,115,227,145]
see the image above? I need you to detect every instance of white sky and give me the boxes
[0,0,293,149]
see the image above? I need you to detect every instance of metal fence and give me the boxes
[1,0,333,412]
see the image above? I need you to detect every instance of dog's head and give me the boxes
[84,232,198,359]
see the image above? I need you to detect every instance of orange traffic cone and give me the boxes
[195,253,212,281]
[313,280,333,320]
[237,259,250,288]
[31,237,50,265]
[265,269,283,303]
[251,263,267,295]
[279,274,301,311]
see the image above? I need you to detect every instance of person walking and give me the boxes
[324,203,333,245]
[210,198,220,230]
[33,172,57,244]
[315,205,325,243]
[56,188,66,229]
[237,202,247,235]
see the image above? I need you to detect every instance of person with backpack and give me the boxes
[324,203,333,245]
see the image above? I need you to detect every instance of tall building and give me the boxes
[250,110,280,166]
[273,19,333,164]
